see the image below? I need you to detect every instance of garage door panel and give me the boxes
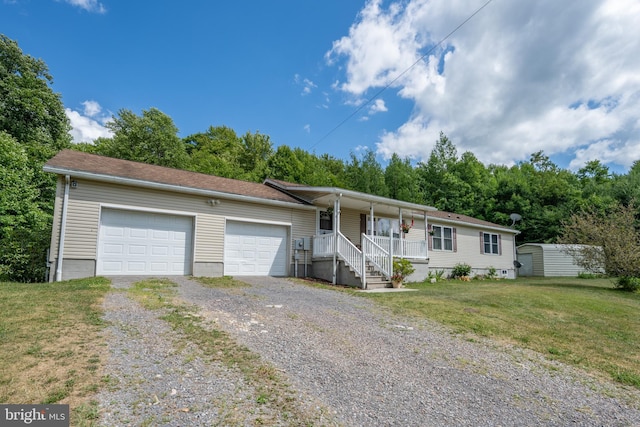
[97,209,193,275]
[102,261,123,272]
[127,245,147,255]
[224,221,288,276]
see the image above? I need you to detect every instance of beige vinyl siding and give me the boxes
[340,208,362,245]
[404,214,428,241]
[57,179,314,265]
[428,221,515,271]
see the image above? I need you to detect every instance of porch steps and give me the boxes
[346,261,391,290]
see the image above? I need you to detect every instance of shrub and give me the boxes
[577,272,603,279]
[450,263,471,279]
[392,258,415,283]
[615,276,640,292]
[487,266,497,279]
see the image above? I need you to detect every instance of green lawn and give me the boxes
[360,277,640,388]
[0,278,110,423]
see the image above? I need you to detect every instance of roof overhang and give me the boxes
[44,166,317,211]
[433,216,520,235]
[265,180,437,217]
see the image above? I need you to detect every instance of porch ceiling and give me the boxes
[300,190,435,217]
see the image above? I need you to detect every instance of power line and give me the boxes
[309,0,494,151]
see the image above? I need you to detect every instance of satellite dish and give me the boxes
[509,213,522,227]
[514,260,522,268]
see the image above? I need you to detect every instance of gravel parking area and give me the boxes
[98,276,640,426]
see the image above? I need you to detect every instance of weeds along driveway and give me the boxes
[100,276,640,426]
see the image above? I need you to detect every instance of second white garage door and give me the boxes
[224,221,288,276]
[97,208,193,275]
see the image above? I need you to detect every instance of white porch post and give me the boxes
[424,210,429,260]
[398,208,404,258]
[332,194,342,285]
[389,233,393,278]
[369,203,374,236]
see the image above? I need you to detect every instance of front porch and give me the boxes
[264,179,437,289]
[312,231,429,289]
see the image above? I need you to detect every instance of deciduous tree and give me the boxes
[0,132,50,282]
[559,203,640,290]
[93,108,188,169]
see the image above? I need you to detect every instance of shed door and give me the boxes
[97,209,193,275]
[517,253,533,276]
[224,221,288,276]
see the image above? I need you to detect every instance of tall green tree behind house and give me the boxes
[93,108,189,169]
[238,131,274,182]
[0,35,71,281]
[185,125,244,178]
[385,153,421,203]
[0,35,71,164]
[0,132,51,282]
[345,149,388,197]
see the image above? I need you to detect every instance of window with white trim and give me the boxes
[366,217,400,238]
[482,232,500,254]
[318,209,333,234]
[432,225,453,251]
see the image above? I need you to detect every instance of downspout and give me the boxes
[55,175,71,282]
[332,194,342,285]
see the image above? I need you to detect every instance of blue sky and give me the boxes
[2,0,639,173]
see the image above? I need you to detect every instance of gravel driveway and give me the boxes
[97,276,640,426]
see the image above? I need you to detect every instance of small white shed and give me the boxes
[516,244,588,277]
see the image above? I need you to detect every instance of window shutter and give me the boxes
[498,234,502,255]
[453,228,457,252]
[428,224,433,250]
[479,232,484,254]
[360,214,366,234]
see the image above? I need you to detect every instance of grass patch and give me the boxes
[358,276,640,388]
[0,277,111,423]
[193,276,249,289]
[128,278,325,425]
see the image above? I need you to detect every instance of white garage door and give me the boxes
[224,221,288,276]
[97,209,193,275]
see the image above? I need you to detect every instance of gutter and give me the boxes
[55,175,70,282]
[429,216,520,235]
[266,181,438,213]
[42,166,317,211]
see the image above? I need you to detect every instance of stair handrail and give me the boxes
[336,231,363,278]
[361,233,392,279]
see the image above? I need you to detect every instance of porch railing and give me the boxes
[337,231,364,279]
[312,232,365,282]
[361,234,392,279]
[312,233,426,284]
[369,236,427,259]
[313,233,334,255]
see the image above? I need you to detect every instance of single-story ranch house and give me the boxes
[44,150,519,288]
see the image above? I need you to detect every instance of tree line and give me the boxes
[2,34,639,282]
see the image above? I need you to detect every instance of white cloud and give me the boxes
[369,99,387,114]
[327,0,640,170]
[82,100,102,117]
[62,0,106,13]
[294,74,317,96]
[65,100,112,143]
[304,124,311,133]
